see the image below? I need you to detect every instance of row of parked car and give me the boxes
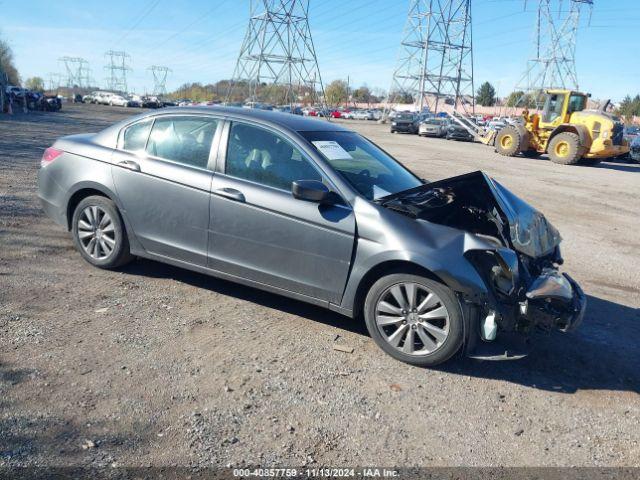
[80,91,175,109]
[4,85,62,112]
[389,112,474,141]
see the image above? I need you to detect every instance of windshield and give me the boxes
[396,113,414,120]
[301,131,422,200]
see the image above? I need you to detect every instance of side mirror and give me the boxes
[292,180,330,203]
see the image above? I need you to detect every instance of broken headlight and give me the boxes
[466,248,520,298]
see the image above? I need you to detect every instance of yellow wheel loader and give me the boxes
[494,90,629,165]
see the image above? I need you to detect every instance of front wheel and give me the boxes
[71,196,134,269]
[364,274,463,367]
[548,132,582,165]
[495,126,523,157]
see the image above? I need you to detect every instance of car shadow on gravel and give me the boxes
[121,259,369,336]
[121,260,638,394]
[441,295,640,394]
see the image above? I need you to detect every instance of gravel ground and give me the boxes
[1,104,639,470]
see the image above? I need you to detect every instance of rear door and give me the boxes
[112,115,221,265]
[208,121,355,303]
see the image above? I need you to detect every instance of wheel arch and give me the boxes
[547,124,591,151]
[350,260,447,319]
[65,182,121,231]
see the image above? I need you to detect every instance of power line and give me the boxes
[388,0,475,113]
[515,0,594,105]
[104,50,132,92]
[227,0,327,107]
[148,65,172,96]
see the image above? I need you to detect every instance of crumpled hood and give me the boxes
[377,171,562,258]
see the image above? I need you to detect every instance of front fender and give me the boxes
[340,198,495,314]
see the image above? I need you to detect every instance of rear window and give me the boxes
[122,119,153,152]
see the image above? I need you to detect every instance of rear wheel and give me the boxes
[548,132,582,165]
[364,274,463,367]
[71,196,134,269]
[495,126,523,157]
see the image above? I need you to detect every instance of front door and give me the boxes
[208,121,355,304]
[112,115,219,265]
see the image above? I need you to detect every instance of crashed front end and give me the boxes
[378,171,586,352]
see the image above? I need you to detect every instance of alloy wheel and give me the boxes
[77,206,116,260]
[375,282,450,356]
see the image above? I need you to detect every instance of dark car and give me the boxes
[629,136,640,163]
[445,122,474,141]
[37,107,585,367]
[142,96,161,109]
[390,112,419,134]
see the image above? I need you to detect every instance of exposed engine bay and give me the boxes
[377,171,586,348]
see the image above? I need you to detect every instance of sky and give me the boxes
[1,0,638,101]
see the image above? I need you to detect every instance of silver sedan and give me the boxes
[37,107,586,366]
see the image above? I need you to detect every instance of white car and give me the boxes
[93,92,116,105]
[108,95,129,107]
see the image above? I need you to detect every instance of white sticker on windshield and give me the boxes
[312,141,353,160]
[373,185,391,199]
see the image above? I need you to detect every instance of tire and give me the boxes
[495,126,523,157]
[71,195,134,269]
[548,132,582,165]
[363,273,464,367]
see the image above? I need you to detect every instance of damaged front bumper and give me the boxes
[523,271,586,333]
[465,263,587,360]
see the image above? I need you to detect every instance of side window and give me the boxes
[122,119,152,152]
[225,123,322,190]
[146,117,218,169]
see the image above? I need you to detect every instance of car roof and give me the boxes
[92,105,350,148]
[152,106,349,133]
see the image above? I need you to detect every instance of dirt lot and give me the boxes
[1,104,639,470]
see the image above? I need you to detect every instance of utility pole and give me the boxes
[515,0,594,107]
[388,0,474,113]
[227,0,327,110]
[104,50,132,93]
[148,65,172,97]
[59,57,91,89]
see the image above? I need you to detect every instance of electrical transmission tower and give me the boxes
[104,50,132,93]
[516,0,594,106]
[58,57,91,89]
[388,0,474,113]
[48,72,64,91]
[148,65,172,96]
[227,0,326,107]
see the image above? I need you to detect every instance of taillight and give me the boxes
[41,147,63,167]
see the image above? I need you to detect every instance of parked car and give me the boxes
[142,96,161,109]
[629,136,640,163]
[73,94,84,103]
[330,110,342,118]
[94,91,116,105]
[277,105,303,115]
[623,125,640,144]
[353,110,374,121]
[390,112,419,134]
[418,118,448,137]
[40,95,62,112]
[37,107,585,366]
[108,95,130,107]
[445,122,475,141]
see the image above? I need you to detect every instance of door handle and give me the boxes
[214,187,245,202]
[117,160,141,172]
